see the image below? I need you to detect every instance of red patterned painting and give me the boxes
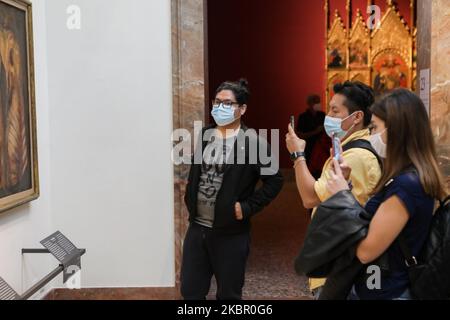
[372,52,409,96]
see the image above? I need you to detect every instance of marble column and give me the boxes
[430,0,450,192]
[417,0,450,192]
[172,0,206,293]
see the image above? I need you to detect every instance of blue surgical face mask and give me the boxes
[211,104,238,126]
[324,113,356,138]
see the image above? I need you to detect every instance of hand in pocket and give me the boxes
[235,202,243,221]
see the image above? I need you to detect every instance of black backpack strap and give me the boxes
[397,173,447,270]
[441,196,450,207]
[398,196,449,270]
[342,139,383,168]
[398,234,419,268]
[380,167,420,269]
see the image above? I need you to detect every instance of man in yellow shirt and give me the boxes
[286,81,382,298]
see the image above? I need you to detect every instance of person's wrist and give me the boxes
[290,151,306,162]
[293,157,306,168]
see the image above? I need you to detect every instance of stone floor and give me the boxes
[208,176,313,300]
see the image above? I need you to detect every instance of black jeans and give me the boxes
[180,223,251,300]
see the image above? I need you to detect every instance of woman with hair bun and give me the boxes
[181,79,284,300]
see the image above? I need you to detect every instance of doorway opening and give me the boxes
[205,0,418,299]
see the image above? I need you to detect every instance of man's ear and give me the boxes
[354,111,364,125]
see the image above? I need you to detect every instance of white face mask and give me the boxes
[369,129,387,158]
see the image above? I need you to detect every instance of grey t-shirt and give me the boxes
[195,134,237,228]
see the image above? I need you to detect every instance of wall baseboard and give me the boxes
[43,287,180,300]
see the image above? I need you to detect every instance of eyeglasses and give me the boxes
[212,99,241,109]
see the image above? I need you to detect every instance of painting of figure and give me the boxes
[372,53,409,96]
[349,40,368,69]
[328,40,346,68]
[0,0,39,214]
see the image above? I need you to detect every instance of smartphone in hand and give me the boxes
[332,133,342,161]
[290,116,295,130]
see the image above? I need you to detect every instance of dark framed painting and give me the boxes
[0,0,39,214]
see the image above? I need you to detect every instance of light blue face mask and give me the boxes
[324,113,356,139]
[211,104,238,126]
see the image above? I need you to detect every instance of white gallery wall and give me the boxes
[0,0,174,293]
[45,0,174,288]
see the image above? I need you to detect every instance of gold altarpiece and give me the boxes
[325,0,417,104]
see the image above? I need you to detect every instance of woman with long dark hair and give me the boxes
[327,89,447,300]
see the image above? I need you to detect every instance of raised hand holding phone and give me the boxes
[327,158,350,195]
[330,135,352,180]
[286,121,306,155]
[331,133,342,161]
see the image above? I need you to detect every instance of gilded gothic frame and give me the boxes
[0,0,39,215]
[325,0,417,105]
